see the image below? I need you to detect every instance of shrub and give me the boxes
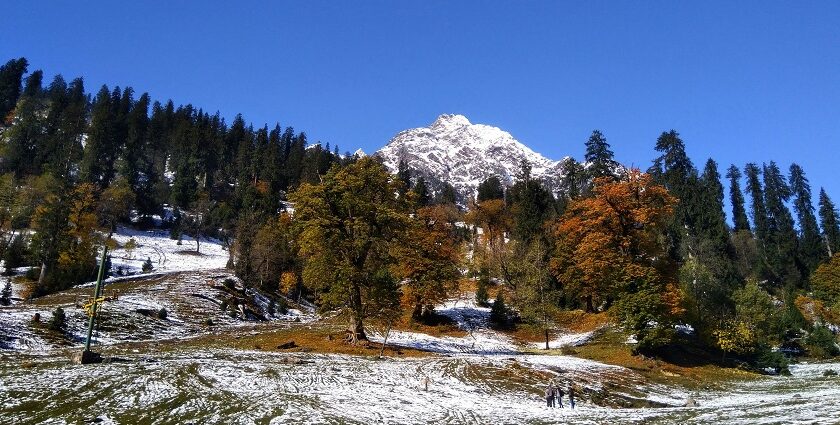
[3,234,28,274]
[489,293,508,326]
[124,238,138,256]
[157,308,168,320]
[24,267,40,281]
[49,307,66,332]
[141,257,154,273]
[824,369,838,377]
[0,280,11,305]
[276,297,288,315]
[805,326,839,358]
[756,349,790,375]
[475,269,490,307]
[222,278,237,291]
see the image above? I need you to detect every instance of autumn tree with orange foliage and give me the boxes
[466,198,513,284]
[393,204,462,321]
[551,170,684,351]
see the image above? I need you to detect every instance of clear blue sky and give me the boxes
[2,1,840,214]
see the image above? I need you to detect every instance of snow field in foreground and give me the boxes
[1,350,839,424]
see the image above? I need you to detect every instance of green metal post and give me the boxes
[83,246,108,353]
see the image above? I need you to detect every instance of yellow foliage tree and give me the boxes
[713,320,757,357]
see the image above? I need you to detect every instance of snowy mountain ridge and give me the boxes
[375,114,570,200]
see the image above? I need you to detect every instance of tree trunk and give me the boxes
[347,316,367,344]
[585,295,594,313]
[346,284,367,344]
[37,262,48,291]
[379,320,392,359]
[545,328,550,350]
[195,235,200,253]
[411,303,423,322]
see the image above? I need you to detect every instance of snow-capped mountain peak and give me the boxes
[375,114,568,200]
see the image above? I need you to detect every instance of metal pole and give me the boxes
[83,245,108,353]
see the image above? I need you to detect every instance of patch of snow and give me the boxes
[530,330,597,350]
[107,225,229,278]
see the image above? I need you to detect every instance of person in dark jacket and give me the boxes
[545,383,555,407]
[569,385,575,409]
[555,386,564,408]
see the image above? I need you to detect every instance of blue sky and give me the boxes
[2,1,840,214]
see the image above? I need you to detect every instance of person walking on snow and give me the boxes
[555,385,564,408]
[569,385,575,409]
[545,383,555,407]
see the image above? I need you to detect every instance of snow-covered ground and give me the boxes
[0,269,312,352]
[108,225,229,276]
[529,330,598,350]
[370,297,519,355]
[1,349,838,424]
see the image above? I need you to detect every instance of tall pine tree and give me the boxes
[744,163,769,240]
[0,57,28,124]
[726,165,750,232]
[80,85,116,186]
[789,163,825,272]
[762,162,801,287]
[584,130,619,182]
[649,130,699,259]
[2,70,45,176]
[818,188,840,258]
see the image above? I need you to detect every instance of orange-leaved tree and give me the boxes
[551,170,684,351]
[466,198,514,284]
[393,204,463,321]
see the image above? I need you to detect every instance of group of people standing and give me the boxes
[544,381,575,409]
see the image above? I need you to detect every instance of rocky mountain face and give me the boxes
[375,114,570,201]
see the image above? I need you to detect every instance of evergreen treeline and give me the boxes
[0,58,349,295]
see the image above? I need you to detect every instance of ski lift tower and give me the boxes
[78,245,109,364]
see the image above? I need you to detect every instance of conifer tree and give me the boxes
[2,70,45,177]
[135,101,167,216]
[80,85,116,186]
[679,159,740,333]
[33,75,69,175]
[584,130,619,182]
[789,163,826,272]
[818,188,840,257]
[762,162,800,287]
[435,182,458,206]
[726,165,750,232]
[397,159,412,194]
[477,176,504,202]
[648,130,699,259]
[118,92,150,190]
[507,159,555,244]
[0,57,28,124]
[412,176,430,207]
[744,163,769,240]
[697,160,739,280]
[558,157,585,209]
